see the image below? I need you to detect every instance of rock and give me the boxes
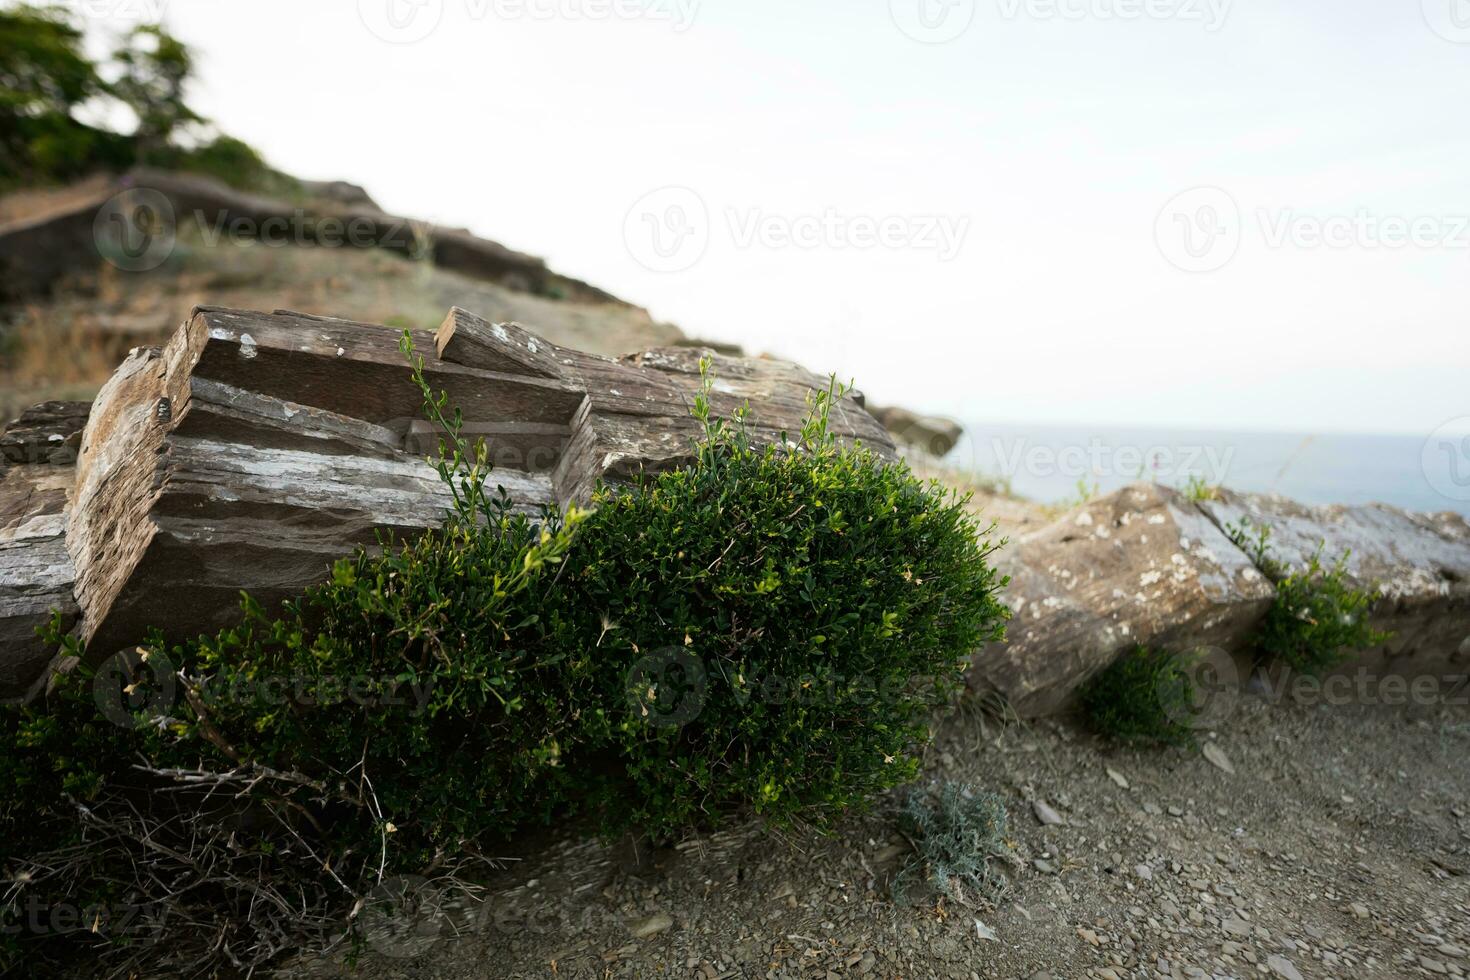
[0,401,89,469]
[969,483,1274,716]
[298,178,380,210]
[629,913,673,939]
[0,403,87,698]
[1033,799,1065,826]
[20,306,892,691]
[973,918,998,942]
[1201,742,1236,775]
[1134,864,1153,881]
[0,168,622,304]
[1266,953,1303,980]
[0,462,77,698]
[1198,488,1470,679]
[1222,917,1251,937]
[1347,902,1370,919]
[1106,768,1130,789]
[869,405,963,457]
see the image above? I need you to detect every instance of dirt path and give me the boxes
[301,691,1470,980]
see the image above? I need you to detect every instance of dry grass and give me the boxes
[1,228,679,425]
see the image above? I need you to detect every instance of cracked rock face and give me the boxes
[0,403,88,699]
[1198,489,1470,676]
[970,482,1274,716]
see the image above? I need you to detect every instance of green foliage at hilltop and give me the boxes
[0,338,1008,976]
[0,3,285,192]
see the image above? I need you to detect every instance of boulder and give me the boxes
[870,405,964,457]
[971,482,1275,716]
[1197,489,1470,677]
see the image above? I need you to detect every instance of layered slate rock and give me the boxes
[971,482,1275,716]
[0,401,90,469]
[1198,489,1470,676]
[49,307,893,682]
[0,404,89,699]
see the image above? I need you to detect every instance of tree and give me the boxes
[109,23,201,163]
[0,4,105,182]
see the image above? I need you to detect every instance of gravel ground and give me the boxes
[300,691,1470,980]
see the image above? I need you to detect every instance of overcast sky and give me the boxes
[67,0,1470,435]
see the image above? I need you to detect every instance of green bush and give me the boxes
[0,338,1007,975]
[1078,645,1199,746]
[1229,519,1390,675]
[893,782,1010,907]
[561,377,1009,836]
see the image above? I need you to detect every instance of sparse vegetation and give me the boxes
[1228,518,1390,675]
[1180,474,1219,502]
[1078,645,1200,746]
[893,782,1011,907]
[0,343,1008,975]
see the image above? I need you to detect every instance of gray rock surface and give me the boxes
[1198,488,1470,677]
[971,482,1275,716]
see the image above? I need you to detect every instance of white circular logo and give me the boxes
[357,0,444,43]
[1422,417,1470,503]
[1154,186,1241,273]
[93,648,177,729]
[889,0,977,43]
[359,874,445,957]
[93,187,176,273]
[1423,0,1470,43]
[623,186,709,273]
[1161,645,1239,731]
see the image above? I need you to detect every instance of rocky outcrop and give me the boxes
[870,405,964,457]
[1197,489,1470,677]
[0,404,88,699]
[969,482,1470,717]
[0,306,892,692]
[0,168,619,304]
[973,483,1275,716]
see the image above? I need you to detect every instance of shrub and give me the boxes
[1078,645,1199,746]
[1228,519,1390,675]
[893,782,1010,907]
[0,338,1008,975]
[0,340,588,973]
[556,375,1009,837]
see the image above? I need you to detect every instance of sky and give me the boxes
[62,0,1470,436]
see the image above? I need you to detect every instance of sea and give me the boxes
[948,422,1470,518]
